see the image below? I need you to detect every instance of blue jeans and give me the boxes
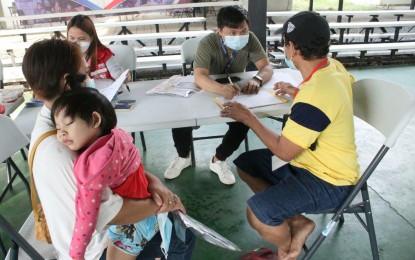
[234,149,353,226]
[100,225,196,260]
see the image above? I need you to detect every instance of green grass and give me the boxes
[293,0,384,11]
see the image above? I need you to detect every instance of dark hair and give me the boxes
[51,88,117,136]
[22,39,83,100]
[217,6,249,29]
[283,35,330,60]
[67,15,105,71]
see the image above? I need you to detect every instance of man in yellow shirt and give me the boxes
[223,11,359,259]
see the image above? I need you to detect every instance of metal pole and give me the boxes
[309,0,314,11]
[247,0,267,71]
[337,0,344,22]
[247,0,267,50]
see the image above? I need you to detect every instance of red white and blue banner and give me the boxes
[13,0,190,17]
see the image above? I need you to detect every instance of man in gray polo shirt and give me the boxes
[165,5,274,185]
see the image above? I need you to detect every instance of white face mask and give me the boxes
[78,41,91,53]
[85,77,95,88]
[224,35,249,51]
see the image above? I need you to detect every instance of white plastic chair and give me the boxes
[0,115,41,259]
[302,78,415,259]
[0,115,30,203]
[107,44,137,81]
[181,37,203,76]
[107,44,147,150]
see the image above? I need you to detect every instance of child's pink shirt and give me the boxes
[69,128,150,259]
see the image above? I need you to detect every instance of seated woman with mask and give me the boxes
[67,15,132,84]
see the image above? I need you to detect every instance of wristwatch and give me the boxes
[252,75,263,86]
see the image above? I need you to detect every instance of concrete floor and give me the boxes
[1,64,415,259]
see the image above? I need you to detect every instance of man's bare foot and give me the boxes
[277,246,290,260]
[286,215,315,259]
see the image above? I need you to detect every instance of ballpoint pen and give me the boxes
[126,84,131,92]
[228,76,233,85]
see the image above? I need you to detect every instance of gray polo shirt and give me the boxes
[193,31,267,75]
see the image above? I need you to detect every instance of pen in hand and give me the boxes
[227,76,240,98]
[126,84,130,92]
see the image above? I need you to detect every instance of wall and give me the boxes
[381,0,411,4]
[267,0,292,11]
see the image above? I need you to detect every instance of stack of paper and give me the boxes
[97,69,129,101]
[146,75,200,97]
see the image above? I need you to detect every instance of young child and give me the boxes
[51,88,179,259]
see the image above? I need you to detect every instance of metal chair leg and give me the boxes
[361,184,379,260]
[140,131,146,151]
[9,159,31,202]
[190,131,196,167]
[131,132,147,151]
[244,135,249,151]
[20,148,27,161]
[0,235,6,259]
[0,215,44,260]
[6,161,13,191]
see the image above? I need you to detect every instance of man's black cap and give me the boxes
[275,11,330,47]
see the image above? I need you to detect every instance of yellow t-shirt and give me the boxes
[282,58,360,186]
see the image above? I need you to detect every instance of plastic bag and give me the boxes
[1,88,24,103]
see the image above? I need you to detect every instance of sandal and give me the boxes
[240,247,278,260]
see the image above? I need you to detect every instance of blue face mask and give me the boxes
[284,53,298,70]
[224,35,249,51]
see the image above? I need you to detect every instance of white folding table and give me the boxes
[13,68,302,138]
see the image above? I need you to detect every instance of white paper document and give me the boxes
[172,211,241,251]
[146,75,200,97]
[262,70,302,89]
[272,156,288,171]
[213,89,287,109]
[97,69,129,101]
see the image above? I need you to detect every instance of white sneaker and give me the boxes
[209,159,236,185]
[164,155,191,179]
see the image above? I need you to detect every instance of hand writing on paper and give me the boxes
[241,79,260,94]
[274,81,297,97]
[220,101,254,126]
[222,83,240,100]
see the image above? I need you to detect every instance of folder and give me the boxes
[172,211,241,251]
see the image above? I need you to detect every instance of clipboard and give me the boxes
[212,89,287,109]
[172,211,241,251]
